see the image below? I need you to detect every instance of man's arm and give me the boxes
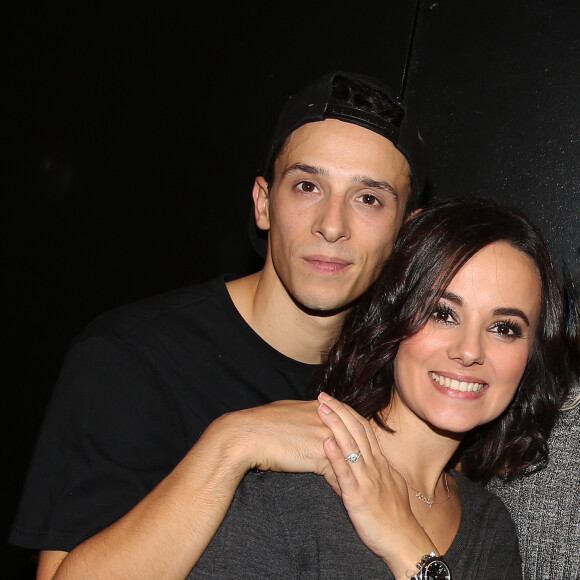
[38,400,332,580]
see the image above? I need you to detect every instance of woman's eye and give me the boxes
[492,321,522,339]
[431,306,455,324]
[496,324,512,336]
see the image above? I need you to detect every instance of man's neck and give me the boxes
[226,271,345,364]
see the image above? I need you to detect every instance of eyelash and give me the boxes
[296,181,318,193]
[491,320,523,339]
[292,180,385,210]
[358,193,381,207]
[430,304,456,324]
[430,305,523,339]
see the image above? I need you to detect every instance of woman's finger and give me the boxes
[317,401,370,462]
[317,392,383,457]
[322,436,364,493]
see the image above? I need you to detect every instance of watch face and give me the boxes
[425,559,451,580]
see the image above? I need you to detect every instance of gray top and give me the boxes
[189,469,521,579]
[487,398,580,580]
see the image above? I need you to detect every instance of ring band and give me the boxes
[344,451,362,463]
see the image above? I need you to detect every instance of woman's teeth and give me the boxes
[430,372,485,393]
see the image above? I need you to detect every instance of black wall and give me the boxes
[408,0,580,273]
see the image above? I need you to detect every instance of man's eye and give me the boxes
[298,181,318,193]
[359,193,380,206]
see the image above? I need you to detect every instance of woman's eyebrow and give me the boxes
[441,292,530,326]
[441,291,462,305]
[493,307,530,326]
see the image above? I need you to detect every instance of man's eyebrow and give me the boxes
[281,163,329,179]
[281,163,398,196]
[353,175,398,197]
[440,292,531,326]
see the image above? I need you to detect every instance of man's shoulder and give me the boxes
[76,274,237,343]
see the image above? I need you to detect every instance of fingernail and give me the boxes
[319,392,333,401]
[318,403,331,415]
[325,437,337,450]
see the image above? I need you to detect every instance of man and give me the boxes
[10,71,426,579]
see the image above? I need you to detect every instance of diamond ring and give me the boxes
[344,451,362,463]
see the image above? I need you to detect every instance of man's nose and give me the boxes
[312,195,350,243]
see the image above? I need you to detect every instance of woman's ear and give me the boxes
[252,176,271,231]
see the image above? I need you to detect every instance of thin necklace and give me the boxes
[389,464,450,508]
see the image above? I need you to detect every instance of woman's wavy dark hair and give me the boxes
[312,197,579,480]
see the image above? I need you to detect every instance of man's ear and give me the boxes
[252,176,271,231]
[404,207,423,223]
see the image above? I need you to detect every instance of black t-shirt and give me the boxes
[10,275,318,552]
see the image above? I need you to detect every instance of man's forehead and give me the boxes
[276,119,411,190]
[281,119,406,162]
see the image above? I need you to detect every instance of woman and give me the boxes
[188,198,577,580]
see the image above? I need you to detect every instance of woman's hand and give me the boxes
[316,392,437,580]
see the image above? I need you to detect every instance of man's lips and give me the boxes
[302,255,351,273]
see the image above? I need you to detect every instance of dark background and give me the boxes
[3,2,417,577]
[407,0,580,274]
[3,1,579,578]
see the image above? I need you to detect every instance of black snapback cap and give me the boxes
[250,70,427,258]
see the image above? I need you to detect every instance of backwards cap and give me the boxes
[250,70,427,258]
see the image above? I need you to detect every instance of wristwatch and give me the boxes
[411,552,451,580]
